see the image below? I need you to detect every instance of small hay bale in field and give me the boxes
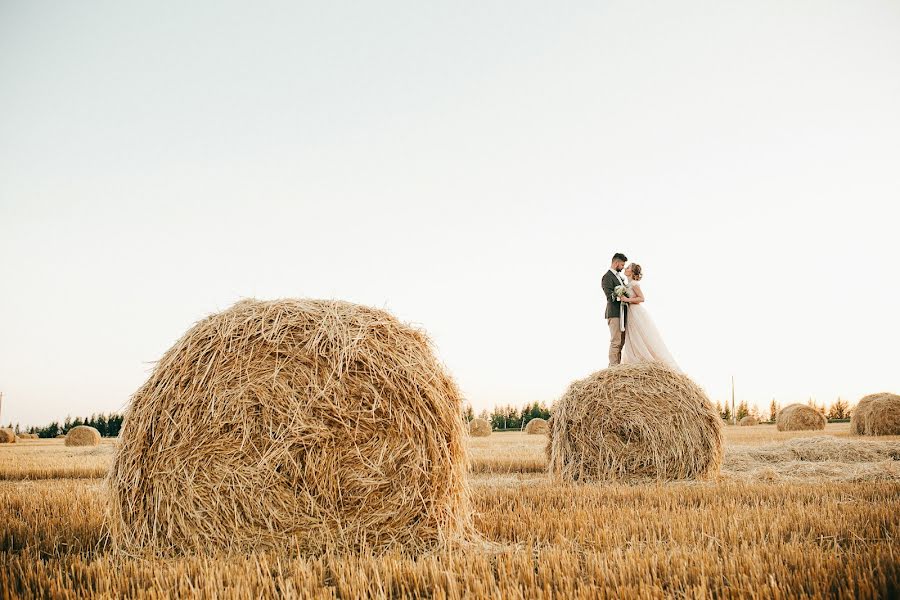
[863,394,900,436]
[0,429,16,444]
[739,416,759,427]
[108,298,471,556]
[65,426,101,447]
[547,362,724,482]
[850,393,884,435]
[524,417,549,435]
[468,418,492,437]
[776,404,826,431]
[55,434,65,439]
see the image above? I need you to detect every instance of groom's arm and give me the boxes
[601,273,617,303]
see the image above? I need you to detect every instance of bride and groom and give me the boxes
[602,252,679,370]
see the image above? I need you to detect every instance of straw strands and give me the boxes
[468,418,492,437]
[776,404,826,431]
[851,393,900,436]
[547,362,724,482]
[65,426,101,447]
[524,418,548,435]
[850,394,883,435]
[107,299,471,556]
[862,394,900,436]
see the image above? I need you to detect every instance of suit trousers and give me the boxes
[608,317,626,366]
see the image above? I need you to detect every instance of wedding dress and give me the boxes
[621,284,680,371]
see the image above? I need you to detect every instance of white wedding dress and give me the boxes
[621,283,680,371]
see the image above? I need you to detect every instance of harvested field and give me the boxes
[1,424,899,598]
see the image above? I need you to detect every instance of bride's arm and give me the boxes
[623,284,645,304]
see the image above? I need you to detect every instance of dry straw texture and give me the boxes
[776,404,826,431]
[547,362,724,482]
[107,298,471,557]
[864,394,900,436]
[65,426,101,447]
[524,418,549,435]
[0,429,16,444]
[468,418,492,437]
[850,393,884,435]
[739,416,759,426]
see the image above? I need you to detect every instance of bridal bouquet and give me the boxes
[614,284,629,299]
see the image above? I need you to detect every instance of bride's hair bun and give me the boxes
[630,263,643,281]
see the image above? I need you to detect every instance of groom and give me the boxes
[602,252,628,366]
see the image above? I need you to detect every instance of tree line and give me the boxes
[465,396,855,431]
[715,397,852,423]
[463,401,551,430]
[4,413,125,438]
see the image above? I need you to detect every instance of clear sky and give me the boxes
[2,1,899,427]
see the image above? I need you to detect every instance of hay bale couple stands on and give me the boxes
[602,252,679,370]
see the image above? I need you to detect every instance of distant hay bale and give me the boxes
[863,394,900,436]
[65,426,101,447]
[468,418,492,437]
[0,429,16,444]
[16,432,38,440]
[739,416,759,427]
[55,434,66,439]
[776,404,826,431]
[547,362,724,482]
[850,394,884,435]
[524,417,549,435]
[108,299,471,556]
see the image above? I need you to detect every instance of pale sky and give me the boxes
[2,1,899,427]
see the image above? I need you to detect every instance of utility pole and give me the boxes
[731,377,736,425]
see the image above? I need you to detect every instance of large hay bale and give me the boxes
[65,425,101,447]
[776,404,826,431]
[108,299,471,556]
[739,416,759,427]
[850,393,887,435]
[547,362,724,482]
[863,394,900,436]
[524,417,549,435]
[468,418,492,437]
[0,429,16,444]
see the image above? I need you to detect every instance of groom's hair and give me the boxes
[612,252,627,262]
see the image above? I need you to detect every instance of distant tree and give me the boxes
[769,399,778,423]
[462,404,475,423]
[722,404,732,422]
[827,398,850,420]
[736,400,749,421]
[477,409,490,421]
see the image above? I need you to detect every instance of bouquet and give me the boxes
[614,284,629,300]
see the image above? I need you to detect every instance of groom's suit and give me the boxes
[602,269,627,366]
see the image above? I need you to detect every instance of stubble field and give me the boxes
[2,423,899,599]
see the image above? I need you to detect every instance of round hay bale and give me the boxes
[524,417,549,435]
[108,298,471,556]
[468,417,492,437]
[739,416,759,427]
[776,404,826,431]
[547,362,724,482]
[0,429,16,444]
[863,393,900,436]
[850,393,886,435]
[65,426,101,447]
[55,434,65,439]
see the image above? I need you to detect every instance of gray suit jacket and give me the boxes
[602,270,626,320]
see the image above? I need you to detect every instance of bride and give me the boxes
[620,263,680,370]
